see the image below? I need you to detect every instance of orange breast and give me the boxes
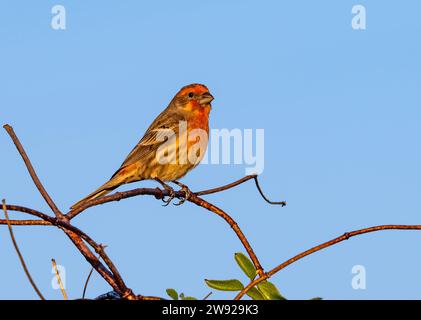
[186,104,210,152]
[187,105,210,131]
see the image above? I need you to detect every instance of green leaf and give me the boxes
[166,288,178,300]
[234,252,257,280]
[182,296,198,300]
[246,287,265,300]
[257,281,286,300]
[205,279,244,291]
[178,293,197,300]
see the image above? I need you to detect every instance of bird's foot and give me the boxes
[155,178,176,206]
[172,181,192,206]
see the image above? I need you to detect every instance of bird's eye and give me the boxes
[188,92,194,98]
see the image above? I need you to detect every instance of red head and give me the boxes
[173,83,214,109]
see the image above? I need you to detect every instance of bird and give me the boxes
[70,83,214,209]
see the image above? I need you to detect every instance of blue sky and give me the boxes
[1,0,421,299]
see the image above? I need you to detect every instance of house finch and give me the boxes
[70,83,214,209]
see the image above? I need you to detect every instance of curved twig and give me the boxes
[65,187,265,276]
[234,224,421,299]
[195,175,256,196]
[82,267,95,299]
[253,176,286,206]
[3,125,63,219]
[196,174,287,206]
[1,204,53,221]
[188,194,265,276]
[2,200,45,300]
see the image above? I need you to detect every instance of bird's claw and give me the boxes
[173,184,192,206]
[155,178,176,206]
[155,179,192,207]
[161,187,176,206]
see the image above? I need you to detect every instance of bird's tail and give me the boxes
[70,162,140,210]
[70,179,120,210]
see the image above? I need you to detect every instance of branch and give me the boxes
[2,124,285,299]
[66,175,286,220]
[1,204,54,221]
[253,176,287,206]
[234,224,421,299]
[3,125,63,219]
[2,204,112,258]
[2,199,45,300]
[3,204,130,297]
[195,175,257,196]
[2,125,136,299]
[65,187,266,276]
[62,175,288,276]
[52,258,68,300]
[6,123,420,301]
[82,266,95,299]
[187,193,265,276]
[0,219,51,226]
[196,174,287,206]
[1,207,128,296]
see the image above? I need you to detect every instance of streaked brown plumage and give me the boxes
[70,83,213,209]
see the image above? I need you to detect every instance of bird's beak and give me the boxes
[199,92,214,105]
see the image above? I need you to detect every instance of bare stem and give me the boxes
[3,125,63,219]
[2,199,45,300]
[196,174,287,206]
[52,258,68,300]
[82,268,95,299]
[234,224,421,299]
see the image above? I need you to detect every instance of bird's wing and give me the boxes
[112,110,184,177]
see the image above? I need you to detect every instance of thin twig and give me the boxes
[0,219,51,226]
[0,204,54,226]
[253,176,287,206]
[82,268,95,299]
[234,224,421,300]
[3,125,64,219]
[195,175,257,196]
[1,204,54,221]
[51,258,68,300]
[67,175,286,220]
[2,199,45,300]
[203,292,213,300]
[3,125,135,299]
[197,174,287,206]
[82,244,107,299]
